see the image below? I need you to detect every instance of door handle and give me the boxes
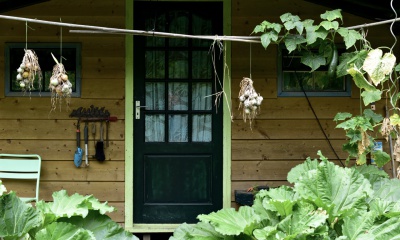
[135,101,148,119]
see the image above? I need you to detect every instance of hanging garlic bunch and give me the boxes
[16,49,42,92]
[238,77,263,126]
[49,53,72,111]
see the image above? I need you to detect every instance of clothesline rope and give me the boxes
[0,14,400,43]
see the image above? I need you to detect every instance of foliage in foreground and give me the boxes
[0,181,138,240]
[170,151,400,239]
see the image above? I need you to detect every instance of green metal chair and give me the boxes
[0,153,41,202]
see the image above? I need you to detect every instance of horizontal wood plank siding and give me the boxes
[0,0,126,224]
[230,0,396,209]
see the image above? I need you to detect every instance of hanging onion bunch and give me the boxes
[238,77,263,126]
[49,53,72,111]
[16,49,42,92]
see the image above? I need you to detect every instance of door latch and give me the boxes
[135,101,147,119]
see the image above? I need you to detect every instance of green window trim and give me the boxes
[4,42,81,97]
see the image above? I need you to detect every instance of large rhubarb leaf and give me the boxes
[341,211,375,240]
[295,159,372,220]
[0,191,42,239]
[287,157,319,183]
[170,222,228,240]
[198,206,260,236]
[34,222,95,240]
[262,186,296,217]
[358,217,400,239]
[59,210,138,240]
[371,178,400,202]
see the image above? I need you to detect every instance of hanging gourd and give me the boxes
[238,77,263,127]
[16,49,42,92]
[49,52,73,111]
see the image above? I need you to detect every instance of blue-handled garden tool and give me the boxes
[74,120,83,167]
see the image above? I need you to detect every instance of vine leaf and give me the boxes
[319,20,339,31]
[280,13,301,31]
[334,112,352,121]
[320,9,343,22]
[360,90,382,106]
[305,26,328,45]
[261,31,279,49]
[347,67,376,91]
[337,50,368,78]
[390,114,400,127]
[346,129,362,144]
[337,28,362,49]
[252,21,282,34]
[300,52,326,71]
[284,35,307,53]
[363,49,396,86]
[371,151,391,168]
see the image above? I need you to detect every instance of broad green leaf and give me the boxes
[371,150,391,168]
[0,192,42,239]
[300,51,326,71]
[355,164,389,182]
[390,113,400,126]
[361,90,382,106]
[277,208,328,238]
[260,31,278,49]
[367,217,400,239]
[253,21,269,34]
[333,112,352,121]
[363,108,383,125]
[341,211,375,240]
[337,50,368,78]
[305,26,328,45]
[337,28,362,49]
[34,222,95,240]
[198,207,260,236]
[284,35,307,53]
[85,195,115,215]
[302,19,314,28]
[295,160,372,219]
[347,67,377,91]
[346,129,362,144]
[372,178,400,202]
[395,63,400,72]
[319,20,339,31]
[60,210,139,240]
[357,153,368,165]
[363,49,396,86]
[263,186,296,217]
[287,158,319,183]
[170,222,226,240]
[253,226,278,240]
[369,199,395,216]
[342,142,358,157]
[320,9,342,22]
[280,13,300,24]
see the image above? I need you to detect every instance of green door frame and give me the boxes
[124,0,231,233]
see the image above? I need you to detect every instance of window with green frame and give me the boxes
[277,44,351,97]
[5,43,81,97]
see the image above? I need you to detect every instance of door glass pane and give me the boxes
[169,51,188,79]
[168,82,188,110]
[169,114,188,142]
[192,14,212,47]
[145,115,165,142]
[192,51,212,79]
[146,82,165,110]
[145,14,166,47]
[192,114,212,142]
[146,51,165,79]
[192,83,212,110]
[169,11,189,47]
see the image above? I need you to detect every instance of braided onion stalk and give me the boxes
[49,53,72,111]
[238,77,263,128]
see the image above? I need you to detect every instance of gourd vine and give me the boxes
[253,9,399,167]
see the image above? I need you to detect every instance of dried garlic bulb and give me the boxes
[49,53,73,112]
[238,77,263,127]
[16,49,42,92]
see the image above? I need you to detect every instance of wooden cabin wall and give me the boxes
[0,0,126,223]
[230,0,398,207]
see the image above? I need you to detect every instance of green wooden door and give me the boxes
[133,1,223,224]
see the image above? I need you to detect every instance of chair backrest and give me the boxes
[0,153,41,202]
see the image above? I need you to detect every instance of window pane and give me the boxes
[145,14,166,47]
[146,82,165,110]
[283,72,345,92]
[192,83,212,110]
[146,51,165,79]
[169,51,188,79]
[145,114,165,142]
[192,114,212,142]
[169,11,189,47]
[192,14,213,47]
[169,114,188,142]
[168,82,188,110]
[192,51,212,79]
